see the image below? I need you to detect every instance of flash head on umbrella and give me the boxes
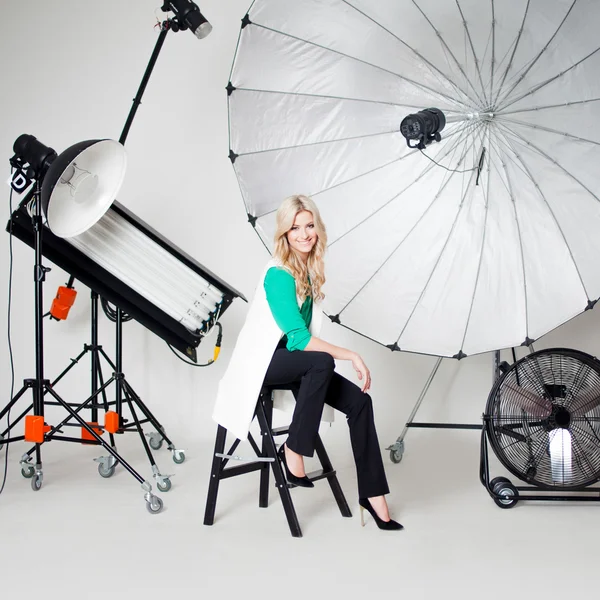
[400,108,446,150]
[162,0,212,39]
[9,134,127,238]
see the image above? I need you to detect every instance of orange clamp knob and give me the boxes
[50,286,77,320]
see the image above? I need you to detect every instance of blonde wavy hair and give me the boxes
[273,195,327,303]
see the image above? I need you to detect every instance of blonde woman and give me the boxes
[213,195,401,531]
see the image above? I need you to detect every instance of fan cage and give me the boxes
[485,348,600,490]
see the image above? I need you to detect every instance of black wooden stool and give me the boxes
[203,385,352,537]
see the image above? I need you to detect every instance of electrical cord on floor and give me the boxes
[1,186,16,497]
[166,322,222,367]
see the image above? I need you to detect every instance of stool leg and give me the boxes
[314,435,352,518]
[204,424,227,526]
[256,400,302,538]
[259,393,272,508]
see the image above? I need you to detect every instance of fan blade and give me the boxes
[570,393,600,417]
[504,382,552,418]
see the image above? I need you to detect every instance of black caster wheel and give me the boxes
[490,476,510,489]
[492,479,519,509]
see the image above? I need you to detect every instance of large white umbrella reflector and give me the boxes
[228,0,600,358]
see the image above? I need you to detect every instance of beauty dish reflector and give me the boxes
[41,139,127,238]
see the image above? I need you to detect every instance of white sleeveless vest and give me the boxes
[212,259,333,441]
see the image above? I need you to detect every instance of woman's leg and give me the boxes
[263,348,335,458]
[324,373,390,500]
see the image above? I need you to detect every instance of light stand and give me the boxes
[96,8,214,469]
[2,141,165,512]
[3,4,230,512]
[88,12,213,478]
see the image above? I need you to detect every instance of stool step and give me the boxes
[307,468,336,482]
[278,468,336,488]
[271,425,289,436]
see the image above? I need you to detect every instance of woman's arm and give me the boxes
[304,336,371,393]
[264,266,370,392]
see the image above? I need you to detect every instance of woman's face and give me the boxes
[287,210,317,260]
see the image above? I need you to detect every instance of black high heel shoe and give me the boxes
[359,498,403,530]
[277,444,314,488]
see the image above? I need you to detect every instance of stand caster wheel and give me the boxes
[490,476,510,488]
[492,479,519,509]
[389,448,403,463]
[157,478,172,492]
[146,495,164,514]
[31,474,42,491]
[148,433,163,451]
[387,440,404,464]
[98,463,116,478]
[172,450,185,464]
[21,465,35,479]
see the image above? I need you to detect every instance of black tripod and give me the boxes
[4,287,184,491]
[2,16,195,511]
[1,183,164,513]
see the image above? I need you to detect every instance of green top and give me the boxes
[264,266,312,351]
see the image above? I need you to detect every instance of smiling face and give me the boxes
[286,210,317,261]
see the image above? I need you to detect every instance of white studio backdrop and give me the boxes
[3,0,600,455]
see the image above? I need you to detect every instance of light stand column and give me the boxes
[114,22,171,421]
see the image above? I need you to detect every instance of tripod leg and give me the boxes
[0,385,29,422]
[95,357,117,449]
[122,388,172,493]
[121,379,185,464]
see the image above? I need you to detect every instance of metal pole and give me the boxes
[113,22,171,419]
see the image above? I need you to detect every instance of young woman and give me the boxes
[213,195,402,531]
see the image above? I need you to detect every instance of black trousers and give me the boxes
[263,345,390,498]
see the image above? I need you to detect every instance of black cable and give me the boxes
[166,322,222,367]
[1,185,17,497]
[419,148,478,174]
[166,342,213,366]
[100,297,132,322]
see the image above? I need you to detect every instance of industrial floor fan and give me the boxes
[481,348,600,508]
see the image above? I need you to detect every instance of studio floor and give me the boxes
[1,424,598,600]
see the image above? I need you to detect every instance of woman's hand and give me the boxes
[304,337,372,393]
[351,353,371,393]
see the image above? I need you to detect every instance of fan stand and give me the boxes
[384,346,600,508]
[480,348,600,508]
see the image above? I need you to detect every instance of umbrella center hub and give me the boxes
[466,110,495,122]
